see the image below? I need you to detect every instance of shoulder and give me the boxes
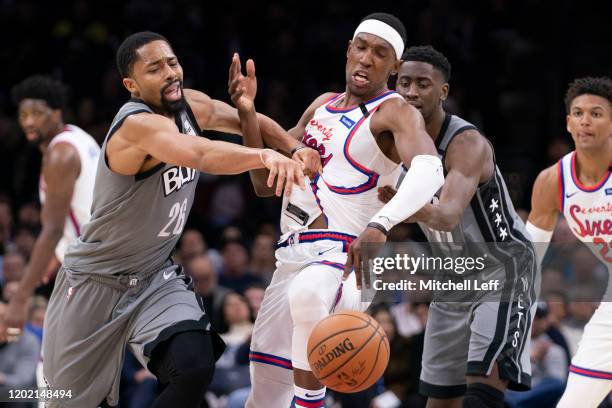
[447,128,488,156]
[375,96,421,123]
[297,92,339,126]
[46,139,81,169]
[184,88,213,105]
[184,88,214,115]
[306,92,339,113]
[532,163,560,210]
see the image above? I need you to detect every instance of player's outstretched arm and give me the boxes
[184,87,321,178]
[344,100,444,288]
[112,113,304,196]
[226,53,278,197]
[1,143,80,341]
[526,165,558,262]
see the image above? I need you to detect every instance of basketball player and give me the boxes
[237,14,445,408]
[40,32,312,408]
[372,46,538,408]
[526,76,611,408]
[0,76,99,344]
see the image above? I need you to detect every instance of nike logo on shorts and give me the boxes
[318,247,335,256]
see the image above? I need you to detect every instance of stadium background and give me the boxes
[0,1,610,407]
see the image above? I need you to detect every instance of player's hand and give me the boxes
[343,226,388,290]
[1,295,29,343]
[228,53,257,112]
[377,185,396,203]
[261,149,305,197]
[293,147,322,178]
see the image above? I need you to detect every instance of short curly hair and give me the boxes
[564,76,612,113]
[402,45,451,82]
[11,75,68,110]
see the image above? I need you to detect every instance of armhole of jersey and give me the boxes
[103,109,153,173]
[135,162,165,181]
[184,102,204,136]
[557,159,565,213]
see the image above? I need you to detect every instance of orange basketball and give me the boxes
[307,310,390,393]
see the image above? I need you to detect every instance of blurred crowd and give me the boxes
[0,1,610,407]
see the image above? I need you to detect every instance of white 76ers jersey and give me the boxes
[39,124,100,262]
[291,91,404,237]
[559,151,612,267]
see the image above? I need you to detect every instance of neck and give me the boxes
[426,106,447,142]
[574,143,612,185]
[40,122,66,153]
[342,86,388,107]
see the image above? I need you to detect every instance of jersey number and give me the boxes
[594,237,612,263]
[158,198,187,237]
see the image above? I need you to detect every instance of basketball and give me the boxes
[307,310,390,393]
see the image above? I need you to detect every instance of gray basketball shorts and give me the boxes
[42,264,209,408]
[419,261,539,399]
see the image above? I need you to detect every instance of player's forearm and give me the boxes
[240,108,274,196]
[15,228,63,300]
[198,141,265,175]
[370,155,444,232]
[257,113,301,154]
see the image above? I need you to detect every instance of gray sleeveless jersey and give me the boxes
[415,113,533,265]
[63,99,203,276]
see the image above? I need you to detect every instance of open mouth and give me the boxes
[162,81,182,100]
[25,129,39,140]
[352,70,370,87]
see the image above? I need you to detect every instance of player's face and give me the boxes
[17,99,61,145]
[566,94,611,151]
[396,61,448,122]
[346,33,399,98]
[124,40,185,114]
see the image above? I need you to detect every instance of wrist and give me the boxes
[369,214,394,232]
[367,222,389,236]
[290,143,307,157]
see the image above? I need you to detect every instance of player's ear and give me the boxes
[441,82,449,101]
[346,40,352,58]
[122,77,139,96]
[566,114,571,133]
[391,59,402,76]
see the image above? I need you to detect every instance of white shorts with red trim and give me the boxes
[249,229,367,372]
[569,302,612,379]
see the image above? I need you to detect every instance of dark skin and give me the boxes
[110,39,315,197]
[1,99,79,343]
[377,60,502,407]
[233,32,437,390]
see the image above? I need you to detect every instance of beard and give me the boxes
[26,132,43,147]
[160,80,186,114]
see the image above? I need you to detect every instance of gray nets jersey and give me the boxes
[409,113,533,265]
[63,99,202,276]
